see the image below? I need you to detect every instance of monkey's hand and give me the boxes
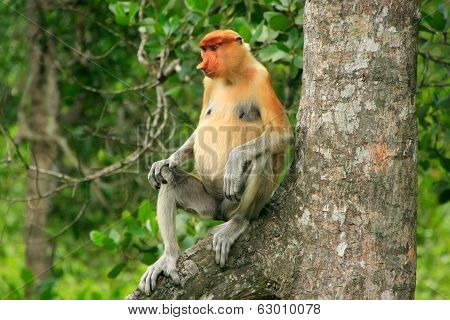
[138,254,180,294]
[148,156,180,189]
[223,150,251,202]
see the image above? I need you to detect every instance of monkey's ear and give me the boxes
[235,37,243,44]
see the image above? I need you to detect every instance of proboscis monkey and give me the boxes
[139,29,293,293]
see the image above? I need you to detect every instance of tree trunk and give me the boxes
[128,0,419,300]
[23,0,59,298]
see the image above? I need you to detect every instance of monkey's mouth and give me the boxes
[203,70,217,78]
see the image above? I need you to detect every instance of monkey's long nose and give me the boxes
[197,61,207,71]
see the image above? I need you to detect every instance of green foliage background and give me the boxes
[0,0,448,299]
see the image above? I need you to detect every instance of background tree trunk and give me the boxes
[128,0,419,300]
[22,0,59,298]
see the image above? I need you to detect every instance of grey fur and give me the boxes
[140,154,275,293]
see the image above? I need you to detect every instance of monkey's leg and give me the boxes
[213,154,275,266]
[139,167,219,294]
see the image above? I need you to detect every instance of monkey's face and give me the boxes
[197,44,221,78]
[197,30,246,79]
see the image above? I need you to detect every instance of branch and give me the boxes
[74,79,160,95]
[137,0,150,68]
[419,51,450,66]
[418,83,450,88]
[3,138,154,203]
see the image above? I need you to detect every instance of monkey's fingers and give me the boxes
[140,267,154,295]
[220,241,230,267]
[227,179,241,202]
[231,179,243,202]
[138,269,149,292]
[224,175,236,201]
[213,236,231,266]
[214,240,221,265]
[169,270,180,285]
[150,266,161,292]
[168,160,178,169]
[153,163,168,185]
[223,175,230,200]
[148,165,160,189]
[226,181,235,201]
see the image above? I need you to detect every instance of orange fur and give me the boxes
[194,30,292,194]
[199,29,240,46]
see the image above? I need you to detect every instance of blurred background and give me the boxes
[0,0,448,299]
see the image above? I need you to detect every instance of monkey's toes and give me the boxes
[213,234,232,267]
[138,255,179,294]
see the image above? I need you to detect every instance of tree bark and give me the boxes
[23,0,59,297]
[128,0,419,300]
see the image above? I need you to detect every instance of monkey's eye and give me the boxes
[200,46,206,52]
[210,45,217,52]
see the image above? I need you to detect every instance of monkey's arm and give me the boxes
[224,128,293,201]
[148,131,196,189]
[234,127,293,158]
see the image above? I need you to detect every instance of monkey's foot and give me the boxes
[138,254,180,294]
[212,219,249,267]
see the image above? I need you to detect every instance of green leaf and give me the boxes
[232,17,252,43]
[137,200,151,223]
[107,262,127,279]
[167,16,180,35]
[295,8,304,25]
[184,0,213,14]
[208,14,222,25]
[278,0,290,7]
[142,247,160,265]
[251,23,264,44]
[113,3,128,26]
[422,11,446,31]
[20,268,34,286]
[419,23,435,34]
[290,62,300,78]
[286,27,298,49]
[165,86,183,97]
[119,233,132,249]
[127,223,149,237]
[155,15,168,37]
[90,230,116,250]
[109,229,121,244]
[90,230,104,246]
[193,16,206,35]
[253,25,280,43]
[108,2,139,26]
[181,235,196,250]
[293,55,303,68]
[259,44,289,62]
[122,210,132,221]
[128,2,139,24]
[264,12,292,31]
[151,215,159,234]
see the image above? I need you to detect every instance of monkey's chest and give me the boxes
[193,100,264,189]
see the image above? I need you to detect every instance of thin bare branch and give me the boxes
[419,51,450,66]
